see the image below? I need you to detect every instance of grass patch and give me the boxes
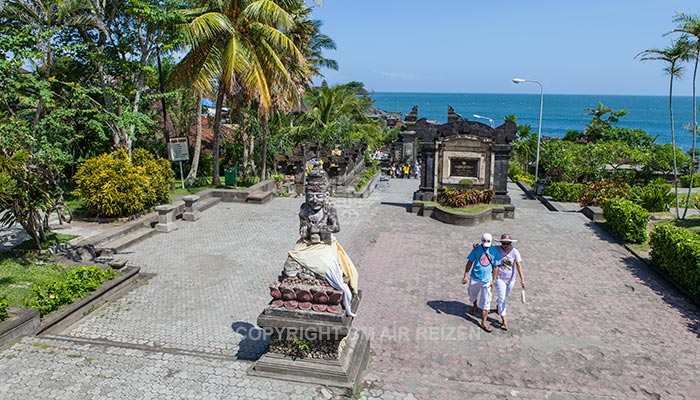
[14,232,79,251]
[661,214,700,235]
[437,204,503,215]
[0,254,73,307]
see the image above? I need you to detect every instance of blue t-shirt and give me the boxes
[467,245,501,283]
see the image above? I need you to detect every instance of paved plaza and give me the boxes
[1,179,699,399]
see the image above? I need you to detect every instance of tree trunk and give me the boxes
[669,73,680,219]
[212,86,226,186]
[186,93,203,186]
[241,112,249,167]
[260,113,269,180]
[682,53,699,219]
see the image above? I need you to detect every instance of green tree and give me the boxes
[176,0,309,184]
[637,35,692,217]
[672,13,700,218]
[293,83,385,150]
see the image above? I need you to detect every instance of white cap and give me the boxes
[481,233,493,248]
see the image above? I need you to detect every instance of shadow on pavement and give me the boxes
[585,220,700,337]
[619,256,700,338]
[426,300,500,329]
[380,201,412,212]
[231,321,269,361]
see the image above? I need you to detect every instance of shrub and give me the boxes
[458,178,474,188]
[131,148,173,206]
[512,174,534,186]
[0,295,8,322]
[649,224,700,301]
[679,173,700,188]
[602,198,649,243]
[73,149,174,217]
[29,266,120,316]
[631,179,674,212]
[579,181,631,207]
[438,187,495,208]
[543,181,585,202]
[355,162,379,192]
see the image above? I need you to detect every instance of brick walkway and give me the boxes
[1,179,699,399]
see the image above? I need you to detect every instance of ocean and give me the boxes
[369,92,698,150]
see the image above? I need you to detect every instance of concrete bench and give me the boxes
[182,195,201,221]
[155,204,178,232]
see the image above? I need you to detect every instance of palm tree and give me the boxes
[673,13,700,218]
[176,0,308,185]
[637,35,692,218]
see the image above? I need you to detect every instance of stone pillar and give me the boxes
[414,141,438,201]
[155,204,178,233]
[182,195,201,221]
[492,143,512,204]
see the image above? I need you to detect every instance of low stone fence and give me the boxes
[412,202,515,226]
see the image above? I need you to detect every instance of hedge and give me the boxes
[73,149,174,217]
[542,181,585,203]
[602,198,649,244]
[649,224,700,302]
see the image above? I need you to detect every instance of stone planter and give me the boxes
[0,308,40,347]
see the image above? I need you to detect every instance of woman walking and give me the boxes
[493,233,525,331]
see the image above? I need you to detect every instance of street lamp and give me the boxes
[512,78,544,182]
[472,114,495,128]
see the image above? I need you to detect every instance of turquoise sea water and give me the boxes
[370,92,697,150]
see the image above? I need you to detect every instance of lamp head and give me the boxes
[512,78,526,84]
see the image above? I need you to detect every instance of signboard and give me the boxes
[449,158,479,177]
[169,137,189,162]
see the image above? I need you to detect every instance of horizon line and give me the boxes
[365,91,694,98]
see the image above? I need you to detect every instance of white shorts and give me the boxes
[468,279,492,310]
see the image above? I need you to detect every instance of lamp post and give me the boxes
[472,114,495,129]
[512,78,544,182]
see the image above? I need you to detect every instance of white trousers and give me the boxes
[468,279,492,310]
[495,278,516,316]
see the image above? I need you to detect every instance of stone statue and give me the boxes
[276,165,359,316]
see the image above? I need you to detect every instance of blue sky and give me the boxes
[310,1,698,96]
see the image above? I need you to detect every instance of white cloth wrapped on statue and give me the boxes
[287,236,359,317]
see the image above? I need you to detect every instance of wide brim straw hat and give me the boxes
[496,234,518,243]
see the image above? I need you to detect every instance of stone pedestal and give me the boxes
[182,195,201,221]
[155,204,178,233]
[250,292,369,396]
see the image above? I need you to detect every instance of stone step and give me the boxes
[246,190,274,204]
[197,196,221,212]
[97,227,156,255]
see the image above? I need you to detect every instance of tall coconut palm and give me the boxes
[673,13,700,218]
[176,0,308,185]
[637,35,692,218]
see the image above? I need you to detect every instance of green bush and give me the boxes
[29,266,120,316]
[679,173,700,188]
[512,174,534,186]
[73,149,174,217]
[602,198,649,243]
[649,224,700,301]
[0,295,8,322]
[580,181,631,207]
[355,162,379,192]
[631,179,674,212]
[458,178,474,188]
[543,181,585,202]
[438,186,495,208]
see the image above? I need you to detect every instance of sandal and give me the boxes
[480,324,493,333]
[500,325,509,331]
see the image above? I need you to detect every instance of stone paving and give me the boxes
[1,179,699,399]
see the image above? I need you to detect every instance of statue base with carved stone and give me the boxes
[249,292,369,396]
